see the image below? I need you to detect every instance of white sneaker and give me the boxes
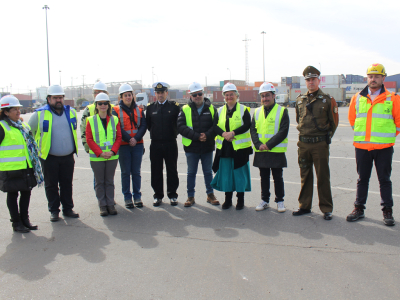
[277,201,286,213]
[256,201,269,211]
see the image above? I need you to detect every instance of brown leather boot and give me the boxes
[184,197,195,207]
[207,193,220,205]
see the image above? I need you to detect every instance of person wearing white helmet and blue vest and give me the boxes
[0,95,44,233]
[250,82,289,213]
[211,83,252,210]
[177,82,219,207]
[28,85,80,222]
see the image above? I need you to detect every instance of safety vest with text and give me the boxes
[113,105,143,146]
[181,104,215,146]
[88,114,119,161]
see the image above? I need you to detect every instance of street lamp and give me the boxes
[43,5,50,86]
[227,68,231,82]
[261,31,266,82]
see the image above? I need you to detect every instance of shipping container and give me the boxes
[275,86,290,95]
[291,83,300,89]
[213,90,260,104]
[384,81,397,89]
[319,75,341,85]
[13,93,32,100]
[255,81,264,87]
[253,87,260,90]
[64,100,75,107]
[275,94,288,104]
[220,81,224,88]
[286,77,292,84]
[281,77,286,84]
[224,80,246,87]
[320,84,339,89]
[291,76,301,84]
[19,100,33,108]
[387,88,396,93]
[290,88,346,104]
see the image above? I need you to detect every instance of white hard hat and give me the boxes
[47,84,65,96]
[93,81,107,92]
[119,83,133,94]
[188,82,203,93]
[259,82,276,94]
[0,95,22,109]
[222,82,238,94]
[94,93,110,102]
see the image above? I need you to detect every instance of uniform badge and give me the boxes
[322,99,326,103]
[156,83,162,89]
[298,101,302,105]
[334,107,338,113]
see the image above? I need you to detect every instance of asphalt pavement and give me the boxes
[0,106,399,299]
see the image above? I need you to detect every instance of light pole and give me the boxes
[227,68,231,82]
[43,5,50,86]
[261,31,266,82]
[59,70,61,85]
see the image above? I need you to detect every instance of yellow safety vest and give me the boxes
[254,103,288,152]
[0,120,32,171]
[181,104,215,146]
[215,103,251,150]
[88,114,119,161]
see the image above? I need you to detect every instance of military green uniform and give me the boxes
[295,75,339,213]
[80,105,93,153]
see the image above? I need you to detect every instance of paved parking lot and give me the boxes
[0,107,399,299]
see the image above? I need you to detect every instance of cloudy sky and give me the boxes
[1,0,399,93]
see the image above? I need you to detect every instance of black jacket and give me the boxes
[177,98,216,153]
[146,100,181,142]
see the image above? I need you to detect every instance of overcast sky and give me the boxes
[1,0,399,93]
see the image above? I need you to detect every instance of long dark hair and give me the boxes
[0,108,10,121]
[94,102,112,116]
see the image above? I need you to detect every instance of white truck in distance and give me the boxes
[135,93,149,109]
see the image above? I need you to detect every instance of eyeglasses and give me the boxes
[191,92,203,97]
[97,102,109,106]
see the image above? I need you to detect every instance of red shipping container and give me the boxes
[13,93,32,100]
[64,100,75,106]
[213,90,260,103]
[384,81,397,89]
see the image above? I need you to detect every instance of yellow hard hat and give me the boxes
[367,63,386,76]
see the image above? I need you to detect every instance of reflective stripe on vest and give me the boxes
[88,115,119,161]
[119,106,141,134]
[181,104,215,146]
[354,93,396,144]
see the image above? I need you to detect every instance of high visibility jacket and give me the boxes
[181,104,215,146]
[349,86,400,150]
[0,120,32,171]
[215,103,251,150]
[87,115,119,161]
[253,104,288,152]
[113,105,143,145]
[34,105,78,159]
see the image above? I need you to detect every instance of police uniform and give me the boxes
[146,82,181,204]
[294,66,339,218]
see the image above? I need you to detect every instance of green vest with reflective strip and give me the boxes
[88,104,95,119]
[181,104,215,146]
[0,120,32,171]
[254,103,288,153]
[354,93,397,144]
[88,115,119,161]
[35,109,78,159]
[215,103,251,150]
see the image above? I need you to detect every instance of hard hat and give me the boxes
[93,81,107,92]
[0,95,22,109]
[367,63,386,76]
[222,82,238,94]
[119,83,133,94]
[47,84,65,96]
[259,82,276,94]
[188,82,203,93]
[94,93,110,102]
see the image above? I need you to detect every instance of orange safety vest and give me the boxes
[113,105,143,145]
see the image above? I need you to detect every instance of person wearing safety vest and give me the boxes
[112,83,146,209]
[347,63,400,226]
[28,85,80,222]
[86,93,122,216]
[211,83,252,210]
[250,82,289,213]
[0,95,44,233]
[177,82,219,207]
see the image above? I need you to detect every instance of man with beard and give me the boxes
[29,85,79,222]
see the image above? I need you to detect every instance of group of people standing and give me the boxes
[0,63,398,234]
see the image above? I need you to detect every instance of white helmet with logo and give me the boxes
[188,82,203,93]
[94,93,110,102]
[47,84,65,96]
[222,82,238,94]
[0,95,22,108]
[93,81,108,92]
[259,82,276,94]
[119,83,133,95]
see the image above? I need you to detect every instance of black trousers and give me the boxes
[259,168,284,203]
[150,141,179,199]
[40,153,75,213]
[355,147,393,208]
[6,191,31,221]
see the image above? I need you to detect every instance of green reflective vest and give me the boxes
[254,104,288,152]
[215,103,251,150]
[0,120,32,171]
[181,104,215,146]
[88,115,119,161]
[34,108,78,159]
[354,94,396,144]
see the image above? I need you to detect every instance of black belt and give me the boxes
[299,136,326,143]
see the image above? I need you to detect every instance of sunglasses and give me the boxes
[191,92,203,97]
[97,102,109,106]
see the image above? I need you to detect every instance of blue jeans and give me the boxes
[118,143,144,200]
[185,151,214,197]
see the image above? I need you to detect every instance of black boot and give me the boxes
[21,218,38,230]
[236,192,244,210]
[12,221,30,233]
[222,192,233,209]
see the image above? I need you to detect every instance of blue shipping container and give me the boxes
[292,83,300,88]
